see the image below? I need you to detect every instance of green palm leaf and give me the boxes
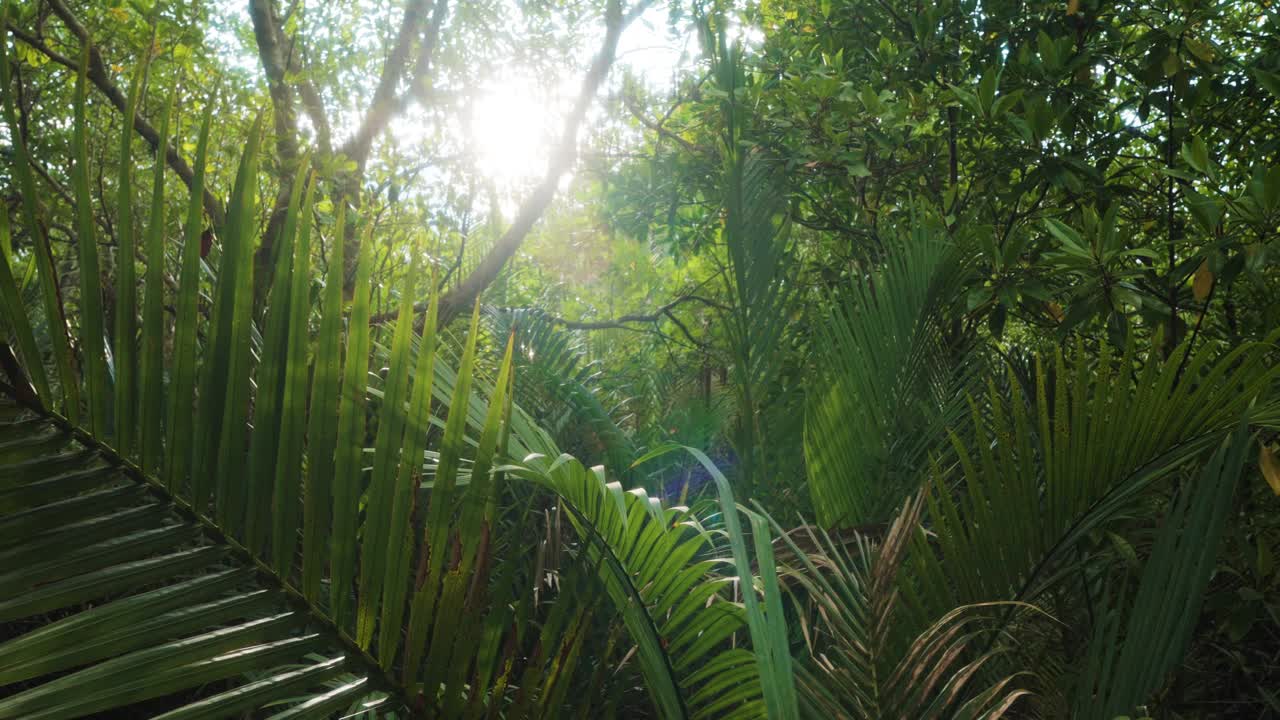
[773,494,1034,718]
[805,230,973,528]
[69,47,108,439]
[910,335,1280,625]
[0,57,789,716]
[112,46,154,459]
[1074,421,1253,717]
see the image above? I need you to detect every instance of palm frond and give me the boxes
[909,335,1280,626]
[0,392,370,720]
[509,447,794,720]
[112,46,152,460]
[486,306,638,480]
[804,228,973,528]
[1073,420,1252,717]
[709,28,795,498]
[0,41,788,718]
[773,495,1033,718]
[0,3,68,414]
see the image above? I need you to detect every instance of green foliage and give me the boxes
[804,228,972,527]
[1074,422,1251,717]
[3,0,1280,717]
[773,495,1032,718]
[0,50,793,720]
[486,307,638,480]
[1,4,74,419]
[713,33,796,501]
[909,334,1280,621]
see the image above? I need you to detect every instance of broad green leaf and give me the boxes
[149,656,346,720]
[0,2,69,416]
[0,570,257,684]
[270,170,318,573]
[244,155,311,544]
[1044,218,1090,257]
[0,546,226,624]
[355,253,419,648]
[195,115,263,515]
[0,209,43,397]
[403,299,481,678]
[377,273,438,670]
[330,221,374,630]
[1181,136,1210,174]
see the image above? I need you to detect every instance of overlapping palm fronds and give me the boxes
[773,494,1033,719]
[799,221,1279,715]
[909,336,1280,621]
[1073,422,1253,718]
[804,229,973,529]
[885,337,1280,716]
[0,29,792,718]
[487,307,637,480]
[693,19,798,500]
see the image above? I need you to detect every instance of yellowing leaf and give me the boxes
[1261,443,1280,496]
[1185,36,1215,62]
[108,6,129,22]
[1066,0,1080,15]
[1047,302,1064,322]
[1193,260,1213,300]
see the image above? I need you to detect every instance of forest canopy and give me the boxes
[0,0,1278,718]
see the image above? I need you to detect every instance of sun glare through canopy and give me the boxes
[468,76,558,186]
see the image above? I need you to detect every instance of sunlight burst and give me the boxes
[469,77,557,185]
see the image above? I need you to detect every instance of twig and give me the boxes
[27,4,225,229]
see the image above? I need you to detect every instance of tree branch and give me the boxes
[23,4,225,229]
[430,0,650,325]
[624,91,700,155]
[284,39,332,157]
[331,0,447,291]
[547,294,726,331]
[340,0,439,170]
[398,0,448,113]
[249,0,318,295]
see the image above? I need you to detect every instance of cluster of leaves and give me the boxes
[4,0,1280,718]
[0,13,796,717]
[571,0,1280,715]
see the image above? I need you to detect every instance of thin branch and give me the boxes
[516,294,723,352]
[548,294,726,330]
[662,308,704,349]
[391,0,449,129]
[18,6,225,228]
[624,92,700,155]
[430,0,651,325]
[282,27,332,156]
[249,0,321,292]
[340,0,440,170]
